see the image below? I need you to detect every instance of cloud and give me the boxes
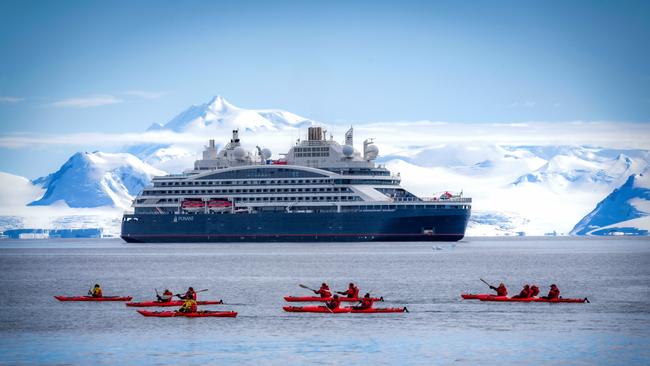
[0,96,23,103]
[1,120,649,151]
[124,90,165,100]
[49,95,123,108]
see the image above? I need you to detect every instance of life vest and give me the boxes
[179,299,197,313]
[530,286,540,297]
[496,285,507,297]
[359,297,373,309]
[326,298,341,310]
[316,286,331,298]
[160,291,173,302]
[92,287,103,298]
[547,288,560,299]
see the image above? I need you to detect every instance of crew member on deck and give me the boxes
[490,282,508,296]
[353,293,374,310]
[542,284,560,300]
[337,283,360,299]
[158,289,173,303]
[89,284,102,298]
[326,294,341,310]
[314,283,332,298]
[512,284,531,299]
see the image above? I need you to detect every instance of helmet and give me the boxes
[94,284,100,287]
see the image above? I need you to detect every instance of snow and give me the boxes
[571,168,650,235]
[127,95,315,171]
[0,172,124,236]
[3,95,650,236]
[30,151,164,209]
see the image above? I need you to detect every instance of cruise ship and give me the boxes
[121,127,471,242]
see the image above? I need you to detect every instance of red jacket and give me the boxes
[547,288,560,299]
[341,286,359,298]
[326,297,341,310]
[315,286,331,298]
[359,297,374,309]
[530,286,540,297]
[495,285,507,297]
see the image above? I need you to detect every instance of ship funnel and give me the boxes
[307,127,324,141]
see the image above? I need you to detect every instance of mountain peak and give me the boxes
[206,95,238,113]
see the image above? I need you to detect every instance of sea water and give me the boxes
[0,237,649,365]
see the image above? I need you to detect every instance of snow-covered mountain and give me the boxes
[3,94,650,237]
[29,151,164,209]
[571,169,650,235]
[127,95,315,171]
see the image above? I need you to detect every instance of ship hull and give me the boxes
[121,208,470,243]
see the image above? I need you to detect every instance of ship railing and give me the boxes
[393,197,472,203]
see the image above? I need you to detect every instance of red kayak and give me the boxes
[461,294,498,300]
[126,300,223,307]
[348,307,408,313]
[284,296,383,302]
[479,297,588,303]
[55,296,132,302]
[283,306,352,313]
[137,310,237,318]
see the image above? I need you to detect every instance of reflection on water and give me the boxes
[0,237,649,364]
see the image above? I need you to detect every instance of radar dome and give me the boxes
[233,147,246,160]
[365,144,379,160]
[342,145,354,157]
[261,148,272,160]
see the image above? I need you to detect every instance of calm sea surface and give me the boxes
[1,237,649,365]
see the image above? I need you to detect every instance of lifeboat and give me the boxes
[181,199,205,212]
[208,199,232,212]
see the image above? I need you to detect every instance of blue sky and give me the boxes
[1,0,649,177]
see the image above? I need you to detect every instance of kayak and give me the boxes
[137,310,238,318]
[535,297,589,303]
[284,296,383,302]
[283,306,352,313]
[348,307,408,313]
[126,300,223,307]
[55,295,133,302]
[479,297,588,303]
[461,294,497,300]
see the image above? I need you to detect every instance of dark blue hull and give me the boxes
[121,208,469,243]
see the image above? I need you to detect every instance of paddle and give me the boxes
[174,288,209,299]
[299,284,318,292]
[480,278,494,289]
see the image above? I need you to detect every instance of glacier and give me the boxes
[2,95,650,237]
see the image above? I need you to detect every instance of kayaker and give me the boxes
[353,293,374,310]
[326,294,341,310]
[337,283,360,298]
[177,287,197,300]
[178,298,197,313]
[489,282,508,296]
[542,284,560,300]
[89,284,103,298]
[512,284,531,299]
[157,289,173,303]
[529,285,540,297]
[314,283,332,298]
